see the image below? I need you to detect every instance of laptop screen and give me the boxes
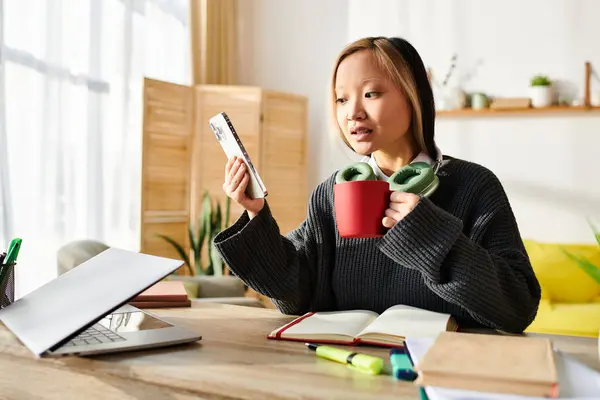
[99,310,173,332]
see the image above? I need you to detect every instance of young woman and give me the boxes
[213,36,540,333]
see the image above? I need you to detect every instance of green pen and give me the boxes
[305,343,384,375]
[0,238,22,289]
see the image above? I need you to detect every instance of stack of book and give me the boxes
[130,281,191,309]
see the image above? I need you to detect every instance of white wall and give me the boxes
[237,0,353,190]
[238,0,600,244]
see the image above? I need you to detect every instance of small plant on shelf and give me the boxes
[530,75,552,87]
[529,74,553,108]
[156,191,231,276]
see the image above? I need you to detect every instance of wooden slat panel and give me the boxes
[140,78,193,265]
[191,85,262,225]
[261,91,309,235]
[140,220,190,267]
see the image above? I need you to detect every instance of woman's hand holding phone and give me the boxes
[224,156,265,218]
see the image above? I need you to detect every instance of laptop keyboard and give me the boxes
[63,323,126,347]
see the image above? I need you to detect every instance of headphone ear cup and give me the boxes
[388,162,439,197]
[336,162,377,184]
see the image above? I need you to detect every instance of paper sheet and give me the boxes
[406,337,600,400]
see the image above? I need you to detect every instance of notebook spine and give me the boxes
[272,312,315,339]
[266,336,358,346]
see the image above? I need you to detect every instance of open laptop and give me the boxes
[0,248,201,358]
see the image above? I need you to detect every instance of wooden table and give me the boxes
[0,302,598,399]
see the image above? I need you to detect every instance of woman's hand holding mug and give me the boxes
[223,156,265,218]
[382,191,420,229]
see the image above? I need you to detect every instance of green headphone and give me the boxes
[335,161,440,197]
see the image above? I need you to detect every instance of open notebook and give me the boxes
[268,305,457,347]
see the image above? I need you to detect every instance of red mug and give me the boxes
[334,180,392,238]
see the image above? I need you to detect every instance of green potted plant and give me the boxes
[156,191,246,299]
[529,75,553,108]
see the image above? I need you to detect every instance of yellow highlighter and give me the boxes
[305,343,384,375]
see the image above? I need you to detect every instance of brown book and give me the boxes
[414,331,559,398]
[130,299,191,309]
[132,281,189,303]
[489,97,531,109]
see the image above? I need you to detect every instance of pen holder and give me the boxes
[0,263,15,310]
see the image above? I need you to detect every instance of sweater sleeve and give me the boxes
[378,178,541,334]
[212,181,336,315]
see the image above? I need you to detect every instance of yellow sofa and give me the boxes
[523,239,600,338]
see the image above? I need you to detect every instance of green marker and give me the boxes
[305,343,384,375]
[4,238,22,265]
[0,238,22,290]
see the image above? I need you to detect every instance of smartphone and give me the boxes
[209,112,268,199]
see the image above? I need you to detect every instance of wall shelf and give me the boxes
[435,61,599,118]
[437,106,600,118]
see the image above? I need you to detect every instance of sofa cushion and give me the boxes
[523,240,600,303]
[168,276,245,298]
[526,299,600,338]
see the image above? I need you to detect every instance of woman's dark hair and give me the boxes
[330,36,437,160]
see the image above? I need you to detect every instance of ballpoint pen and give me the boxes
[305,343,384,375]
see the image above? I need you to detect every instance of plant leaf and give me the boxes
[192,218,202,273]
[155,234,193,275]
[585,216,600,247]
[188,221,197,260]
[210,239,223,277]
[224,196,231,228]
[214,202,222,232]
[561,248,600,285]
[194,191,213,275]
[200,192,213,275]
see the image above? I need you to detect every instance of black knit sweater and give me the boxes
[213,157,541,333]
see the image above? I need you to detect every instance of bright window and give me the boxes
[0,0,190,297]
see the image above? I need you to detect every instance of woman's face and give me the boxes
[334,50,413,157]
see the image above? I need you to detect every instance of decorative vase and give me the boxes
[435,87,466,110]
[592,91,600,107]
[529,86,553,108]
[447,87,467,109]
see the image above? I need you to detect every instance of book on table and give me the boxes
[130,281,191,309]
[413,331,559,398]
[267,304,458,347]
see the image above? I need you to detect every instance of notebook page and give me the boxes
[357,305,451,339]
[282,310,378,338]
[406,337,600,400]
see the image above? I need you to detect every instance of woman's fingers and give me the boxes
[225,157,234,176]
[229,173,249,203]
[388,201,404,213]
[385,207,402,222]
[229,162,246,190]
[225,157,241,181]
[225,159,241,186]
[224,158,240,196]
[382,216,396,229]
[237,173,249,194]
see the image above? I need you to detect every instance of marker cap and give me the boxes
[348,353,384,375]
